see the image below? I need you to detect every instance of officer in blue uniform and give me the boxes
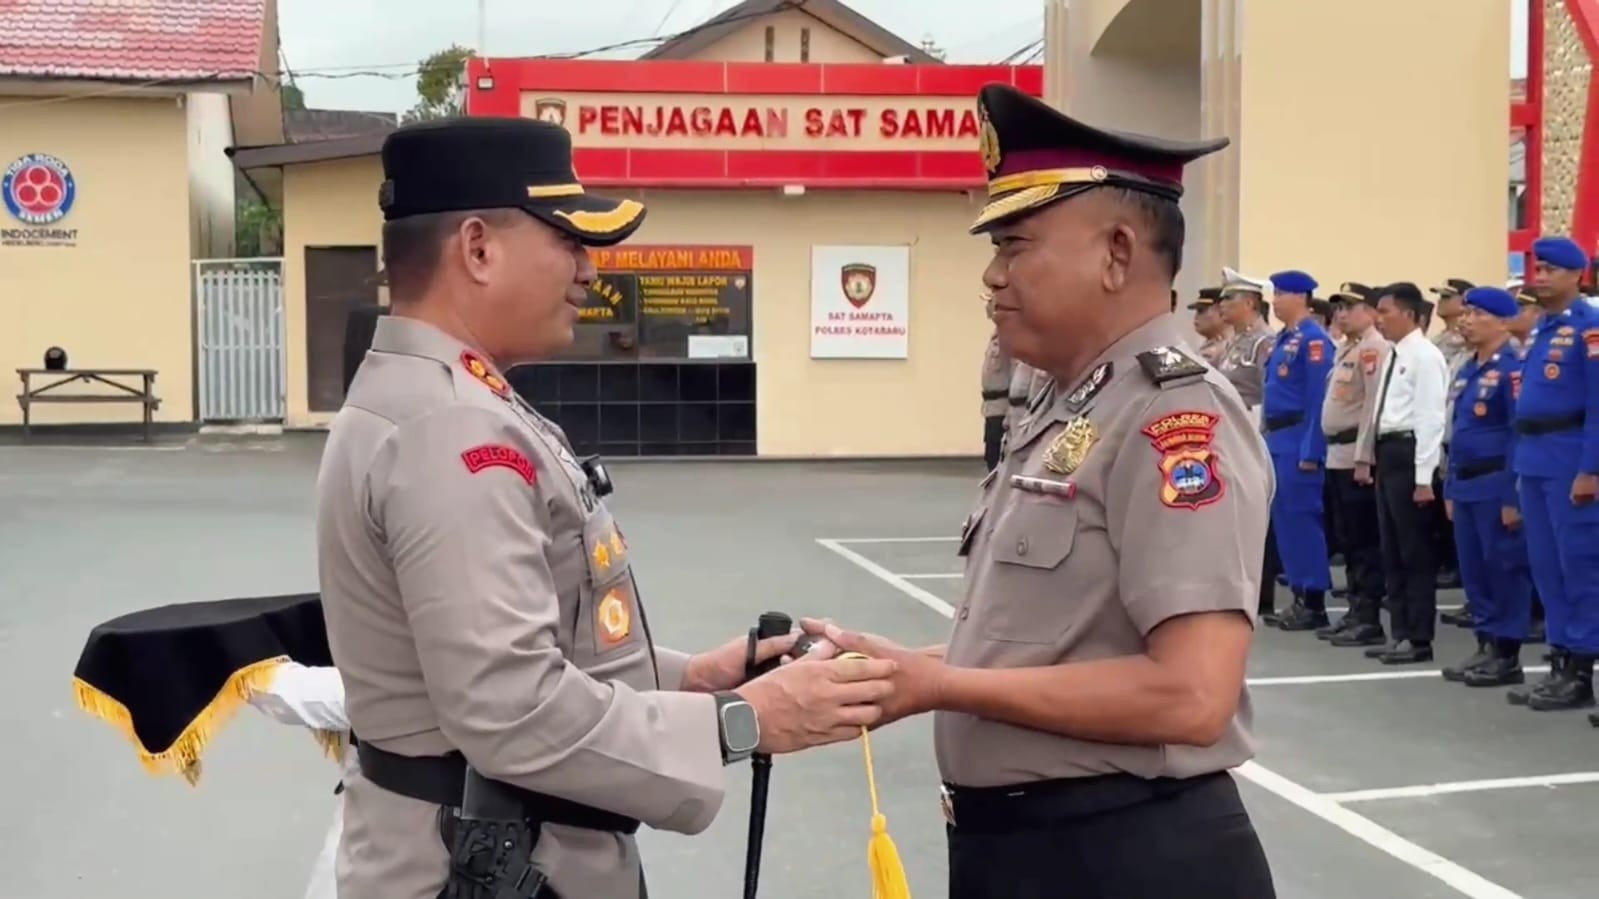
[1511,236,1599,713]
[1262,270,1337,630]
[1441,287,1534,688]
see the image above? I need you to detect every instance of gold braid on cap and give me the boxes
[971,185,1061,231]
[553,199,645,234]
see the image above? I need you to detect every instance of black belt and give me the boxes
[1377,430,1415,444]
[1453,457,1506,480]
[355,739,642,834]
[1327,428,1358,445]
[982,388,1008,400]
[940,772,1220,834]
[1515,412,1585,436]
[1264,412,1304,432]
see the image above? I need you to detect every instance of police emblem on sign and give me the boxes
[533,98,568,126]
[3,153,76,225]
[841,263,877,308]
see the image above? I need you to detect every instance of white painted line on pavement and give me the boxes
[1233,763,1524,899]
[823,535,1530,899]
[898,572,962,580]
[818,535,959,544]
[1323,771,1599,804]
[815,539,956,617]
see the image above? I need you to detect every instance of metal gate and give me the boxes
[193,257,286,422]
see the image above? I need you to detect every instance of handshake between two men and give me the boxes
[680,617,949,754]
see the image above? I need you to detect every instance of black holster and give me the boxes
[437,769,551,899]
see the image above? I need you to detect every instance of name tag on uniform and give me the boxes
[1009,474,1077,499]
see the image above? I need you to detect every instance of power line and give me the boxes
[0,0,811,112]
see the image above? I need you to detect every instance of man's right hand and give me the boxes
[1354,463,1373,485]
[734,655,896,754]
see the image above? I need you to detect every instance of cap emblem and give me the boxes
[978,105,1002,175]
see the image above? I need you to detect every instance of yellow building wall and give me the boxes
[1234,0,1509,291]
[0,96,193,426]
[280,157,386,427]
[279,158,995,456]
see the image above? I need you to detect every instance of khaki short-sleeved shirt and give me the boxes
[934,314,1272,788]
[1321,328,1391,470]
[317,315,724,899]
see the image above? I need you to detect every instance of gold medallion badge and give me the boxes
[1043,417,1098,474]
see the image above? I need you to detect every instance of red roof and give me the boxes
[0,0,265,82]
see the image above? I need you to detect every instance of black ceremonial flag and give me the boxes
[71,593,335,783]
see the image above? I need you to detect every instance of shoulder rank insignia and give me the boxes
[1141,410,1225,510]
[1043,416,1098,475]
[1137,346,1207,388]
[460,350,511,399]
[1064,361,1113,413]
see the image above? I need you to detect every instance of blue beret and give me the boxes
[1269,270,1318,295]
[1532,236,1589,271]
[1463,286,1518,319]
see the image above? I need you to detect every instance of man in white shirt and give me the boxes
[1368,282,1452,664]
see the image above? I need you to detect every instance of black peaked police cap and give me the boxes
[72,593,336,783]
[378,116,646,247]
[971,82,1230,234]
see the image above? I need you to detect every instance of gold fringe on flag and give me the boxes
[71,656,288,786]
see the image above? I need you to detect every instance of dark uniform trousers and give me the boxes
[1375,433,1439,643]
[945,772,1275,899]
[1327,467,1385,623]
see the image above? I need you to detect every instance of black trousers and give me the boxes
[1260,519,1282,613]
[1328,467,1385,622]
[1375,436,1438,643]
[983,415,1004,470]
[947,772,1275,899]
[1433,446,1459,574]
[1323,475,1344,559]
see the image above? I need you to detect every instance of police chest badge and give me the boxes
[1141,410,1225,510]
[1043,416,1098,474]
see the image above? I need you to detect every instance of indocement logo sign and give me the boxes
[2,153,79,247]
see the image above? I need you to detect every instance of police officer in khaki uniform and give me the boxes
[316,117,897,899]
[813,83,1276,898]
[1188,287,1231,366]
[1217,268,1276,416]
[980,302,1013,470]
[1317,283,1392,646]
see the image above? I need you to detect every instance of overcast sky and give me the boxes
[279,0,1529,113]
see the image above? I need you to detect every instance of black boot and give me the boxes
[1380,639,1434,665]
[1443,637,1493,682]
[1316,613,1355,640]
[1441,608,1475,628]
[1529,654,1597,711]
[1331,623,1387,647]
[1464,639,1525,687]
[1278,592,1330,632]
[1509,649,1565,706]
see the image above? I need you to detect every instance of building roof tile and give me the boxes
[0,0,265,83]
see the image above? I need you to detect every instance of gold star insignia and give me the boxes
[592,542,610,570]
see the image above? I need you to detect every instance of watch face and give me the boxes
[722,701,759,753]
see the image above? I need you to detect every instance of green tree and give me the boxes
[236,198,283,257]
[281,80,306,111]
[403,45,475,124]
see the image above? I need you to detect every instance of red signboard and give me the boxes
[465,58,1042,190]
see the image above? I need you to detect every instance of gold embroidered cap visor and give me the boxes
[969,83,1230,235]
[378,115,645,247]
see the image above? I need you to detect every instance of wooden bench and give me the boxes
[16,368,160,442]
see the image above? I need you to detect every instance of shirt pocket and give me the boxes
[978,497,1081,644]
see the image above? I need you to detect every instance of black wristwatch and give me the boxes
[713,691,760,764]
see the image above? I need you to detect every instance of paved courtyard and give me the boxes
[2,434,1594,899]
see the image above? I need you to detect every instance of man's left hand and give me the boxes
[1573,473,1599,506]
[1298,460,1319,472]
[682,630,814,693]
[803,620,947,727]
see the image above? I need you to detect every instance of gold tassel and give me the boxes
[72,656,288,785]
[839,652,913,899]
